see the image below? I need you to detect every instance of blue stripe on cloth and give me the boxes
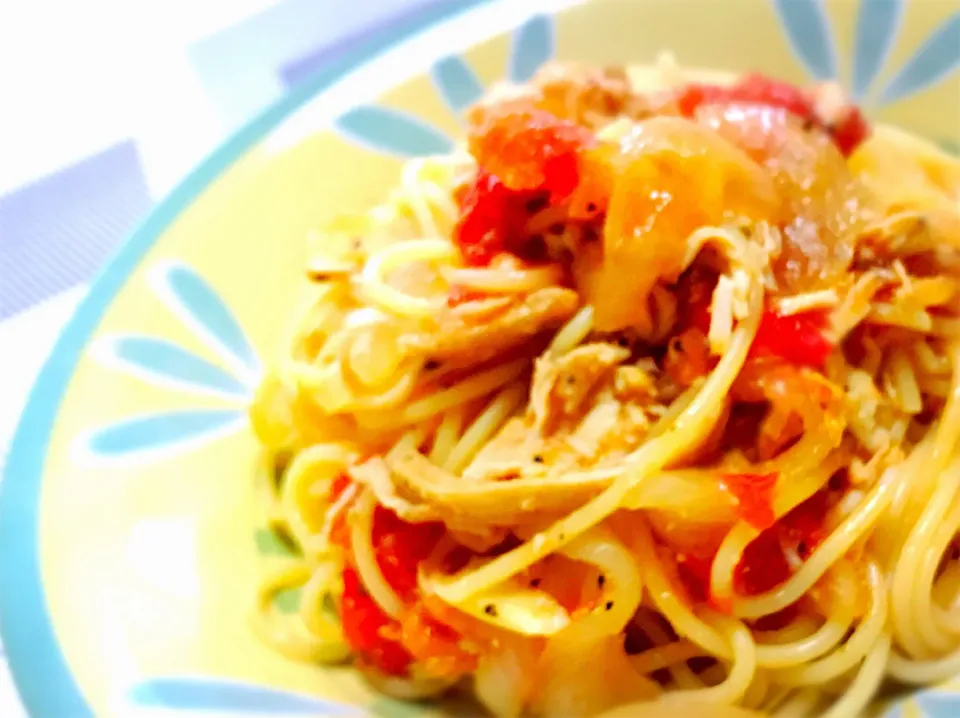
[0,141,151,320]
[279,0,452,87]
[187,0,435,133]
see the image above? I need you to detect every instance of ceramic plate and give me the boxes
[2,0,959,716]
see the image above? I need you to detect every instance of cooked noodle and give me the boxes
[249,58,960,716]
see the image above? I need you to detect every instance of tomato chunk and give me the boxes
[372,507,444,603]
[829,105,870,156]
[720,472,778,530]
[678,73,815,120]
[340,568,414,676]
[468,106,592,198]
[455,105,594,267]
[734,529,792,597]
[400,604,478,678]
[750,309,833,368]
[676,73,870,156]
[338,507,468,678]
[454,171,515,267]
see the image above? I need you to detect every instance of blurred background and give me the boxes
[0,0,445,713]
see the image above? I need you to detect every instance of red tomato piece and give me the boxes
[372,507,444,603]
[750,309,833,368]
[329,473,352,500]
[720,472,778,531]
[340,568,414,677]
[780,489,830,555]
[446,285,488,307]
[677,73,815,123]
[454,171,512,267]
[676,73,869,156]
[734,529,792,597]
[829,105,870,156]
[676,552,714,604]
[401,604,478,678]
[468,107,593,199]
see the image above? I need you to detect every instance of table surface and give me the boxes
[0,1,442,713]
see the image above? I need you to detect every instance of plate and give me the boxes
[1,0,958,716]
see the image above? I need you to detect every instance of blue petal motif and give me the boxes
[431,56,484,115]
[771,0,838,80]
[335,106,454,157]
[879,13,960,104]
[85,410,243,458]
[914,691,960,718]
[155,263,260,381]
[852,0,904,99]
[130,678,358,715]
[97,336,251,399]
[509,14,554,83]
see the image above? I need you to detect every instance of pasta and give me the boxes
[249,58,960,717]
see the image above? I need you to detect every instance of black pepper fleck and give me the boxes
[605,601,614,611]
[530,578,542,588]
[797,541,809,559]
[424,359,441,371]
[484,604,498,617]
[533,454,544,463]
[585,201,598,213]
[557,532,566,541]
[598,575,606,588]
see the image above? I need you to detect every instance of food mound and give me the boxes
[250,60,960,718]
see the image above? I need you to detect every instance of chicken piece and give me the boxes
[613,364,659,403]
[389,442,610,522]
[461,417,572,483]
[529,342,630,435]
[563,388,652,461]
[462,389,653,484]
[528,62,654,129]
[470,62,653,131]
[402,287,579,371]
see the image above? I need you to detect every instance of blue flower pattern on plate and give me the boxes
[103,4,958,715]
[81,261,259,463]
[129,678,359,715]
[334,3,958,159]
[772,0,959,107]
[333,14,556,155]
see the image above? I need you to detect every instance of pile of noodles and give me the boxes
[248,61,960,718]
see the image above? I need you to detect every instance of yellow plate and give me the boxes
[1,0,958,716]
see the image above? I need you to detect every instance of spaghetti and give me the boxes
[249,59,960,717]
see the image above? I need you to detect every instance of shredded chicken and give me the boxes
[463,351,661,484]
[402,287,580,371]
[530,342,630,434]
[388,443,614,525]
[470,62,654,130]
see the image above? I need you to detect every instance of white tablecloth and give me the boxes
[0,1,438,713]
